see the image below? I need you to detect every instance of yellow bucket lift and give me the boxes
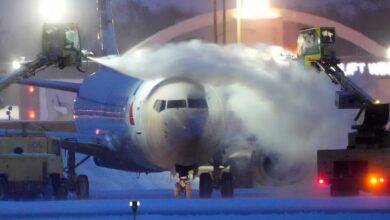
[297,27,336,66]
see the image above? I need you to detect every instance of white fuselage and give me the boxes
[75,70,225,172]
[128,78,225,170]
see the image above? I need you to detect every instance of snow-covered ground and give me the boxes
[2,189,390,220]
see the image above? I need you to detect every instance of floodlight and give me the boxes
[236,0,279,20]
[40,0,67,22]
[12,60,21,70]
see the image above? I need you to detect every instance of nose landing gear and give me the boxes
[172,153,235,199]
[173,165,195,198]
[174,176,192,198]
[65,145,90,199]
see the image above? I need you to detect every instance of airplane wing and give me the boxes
[56,135,110,157]
[0,120,110,157]
[0,76,82,93]
[16,78,81,92]
[0,120,77,132]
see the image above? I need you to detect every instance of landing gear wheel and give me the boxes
[220,172,234,198]
[174,177,192,198]
[174,183,180,198]
[76,175,89,199]
[199,173,213,198]
[184,182,192,198]
[0,176,8,200]
[173,165,196,199]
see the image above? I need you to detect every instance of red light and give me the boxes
[380,178,385,183]
[27,109,36,120]
[318,178,326,185]
[27,86,35,93]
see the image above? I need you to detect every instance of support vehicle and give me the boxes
[298,27,390,196]
[0,124,89,200]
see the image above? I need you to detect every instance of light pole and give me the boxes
[213,0,218,44]
[387,47,390,59]
[222,0,227,45]
[212,0,227,45]
[236,0,242,43]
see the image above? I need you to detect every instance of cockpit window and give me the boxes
[167,100,187,109]
[159,100,166,111]
[153,100,166,112]
[188,99,208,108]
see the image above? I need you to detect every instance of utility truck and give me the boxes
[298,27,390,196]
[0,133,68,199]
[0,22,92,200]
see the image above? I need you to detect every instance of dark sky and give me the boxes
[0,0,388,66]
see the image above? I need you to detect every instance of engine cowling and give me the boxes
[228,149,307,187]
[251,150,307,186]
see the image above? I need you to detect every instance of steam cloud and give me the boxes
[92,40,355,191]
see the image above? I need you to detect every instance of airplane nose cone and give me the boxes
[182,113,206,141]
[166,111,208,144]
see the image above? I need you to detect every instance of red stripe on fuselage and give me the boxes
[129,102,135,125]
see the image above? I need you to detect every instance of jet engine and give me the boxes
[228,149,307,188]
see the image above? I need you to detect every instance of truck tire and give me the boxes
[330,183,342,196]
[51,175,67,200]
[76,175,89,199]
[199,173,213,198]
[43,176,54,200]
[330,179,359,196]
[55,186,68,200]
[220,172,234,198]
[174,183,181,198]
[0,176,7,200]
[185,182,192,198]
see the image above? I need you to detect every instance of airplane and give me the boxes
[0,0,305,199]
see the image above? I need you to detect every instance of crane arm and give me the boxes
[297,27,388,131]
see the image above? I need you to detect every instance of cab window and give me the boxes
[64,27,81,50]
[321,29,335,44]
